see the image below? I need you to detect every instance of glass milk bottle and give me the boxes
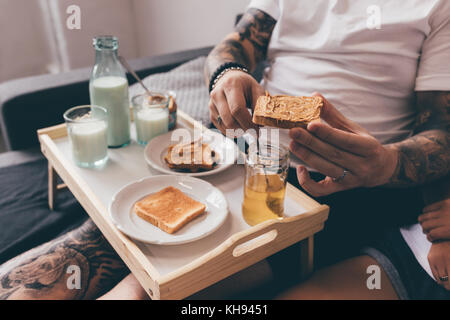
[89,36,131,148]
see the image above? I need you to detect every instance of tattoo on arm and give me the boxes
[0,220,128,300]
[204,8,276,81]
[388,91,450,187]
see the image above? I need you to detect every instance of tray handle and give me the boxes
[159,205,329,299]
[225,206,326,258]
[232,229,278,257]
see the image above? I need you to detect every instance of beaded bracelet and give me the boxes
[208,62,249,93]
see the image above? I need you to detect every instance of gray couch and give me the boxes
[0,46,213,155]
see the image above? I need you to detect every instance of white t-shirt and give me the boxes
[249,0,450,144]
[248,0,450,281]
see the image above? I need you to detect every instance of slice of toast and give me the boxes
[164,141,219,172]
[252,93,323,129]
[134,186,206,234]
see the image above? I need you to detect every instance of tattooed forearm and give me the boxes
[414,91,450,133]
[387,91,450,187]
[0,219,128,300]
[204,8,276,81]
[388,130,449,187]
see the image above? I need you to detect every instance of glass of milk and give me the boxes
[64,105,108,168]
[132,93,169,145]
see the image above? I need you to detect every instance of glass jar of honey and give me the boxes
[242,143,290,226]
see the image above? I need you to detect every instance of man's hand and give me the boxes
[427,241,450,290]
[209,70,263,134]
[290,93,398,197]
[419,199,450,242]
[205,8,276,134]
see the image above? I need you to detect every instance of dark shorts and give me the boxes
[363,229,450,300]
[286,168,425,267]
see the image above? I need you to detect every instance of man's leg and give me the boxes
[98,274,148,300]
[279,256,399,300]
[0,219,128,300]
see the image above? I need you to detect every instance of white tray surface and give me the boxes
[53,123,308,276]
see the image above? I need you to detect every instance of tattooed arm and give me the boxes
[205,8,276,80]
[0,219,128,300]
[387,91,450,187]
[205,9,276,133]
[396,93,450,289]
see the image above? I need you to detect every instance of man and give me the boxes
[206,0,449,193]
[205,0,449,299]
[1,0,449,300]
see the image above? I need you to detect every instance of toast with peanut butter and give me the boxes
[164,141,219,172]
[252,93,323,129]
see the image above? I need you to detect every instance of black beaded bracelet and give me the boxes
[208,62,249,93]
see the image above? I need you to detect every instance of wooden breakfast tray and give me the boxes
[37,110,329,300]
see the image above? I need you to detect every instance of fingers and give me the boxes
[307,121,379,157]
[443,267,450,290]
[427,227,450,242]
[308,93,378,157]
[427,243,450,290]
[430,262,441,285]
[211,90,241,130]
[250,83,265,110]
[290,141,345,179]
[312,92,368,134]
[435,260,450,290]
[289,127,362,169]
[209,71,263,132]
[420,218,442,233]
[418,210,441,223]
[419,206,450,241]
[223,87,257,130]
[423,201,445,214]
[296,166,346,197]
[209,101,226,134]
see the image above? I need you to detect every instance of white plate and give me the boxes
[144,130,239,177]
[109,175,228,245]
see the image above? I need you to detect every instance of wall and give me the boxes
[132,0,248,56]
[0,0,54,81]
[51,0,140,70]
[0,0,249,83]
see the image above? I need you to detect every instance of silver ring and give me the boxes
[333,169,348,183]
[439,275,449,282]
[217,115,222,125]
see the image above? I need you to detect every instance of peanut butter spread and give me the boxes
[254,93,323,124]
